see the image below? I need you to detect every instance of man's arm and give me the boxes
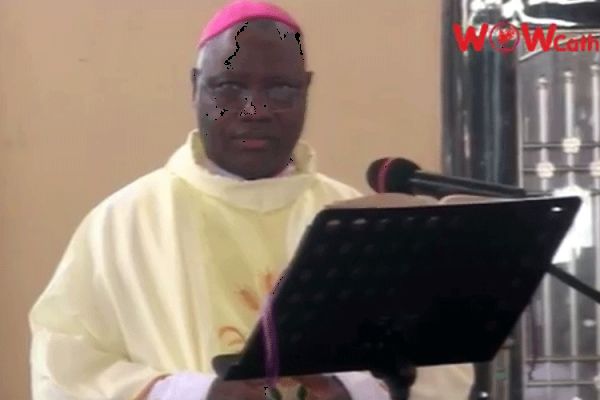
[333,372,391,400]
[29,209,385,400]
[144,373,354,400]
[29,214,164,400]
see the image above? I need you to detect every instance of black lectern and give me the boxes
[213,196,580,399]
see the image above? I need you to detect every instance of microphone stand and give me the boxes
[371,364,416,400]
[359,319,417,400]
[548,264,600,304]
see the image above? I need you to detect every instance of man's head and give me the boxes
[192,1,312,180]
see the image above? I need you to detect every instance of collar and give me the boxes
[203,155,296,181]
[165,130,318,212]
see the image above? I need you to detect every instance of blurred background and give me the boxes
[3,0,600,399]
[443,1,600,399]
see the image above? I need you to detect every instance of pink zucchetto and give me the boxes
[197,0,302,49]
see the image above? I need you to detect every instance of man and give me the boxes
[29,1,474,399]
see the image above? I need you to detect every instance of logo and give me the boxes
[489,22,520,53]
[453,22,600,53]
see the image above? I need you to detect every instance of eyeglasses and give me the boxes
[199,79,305,111]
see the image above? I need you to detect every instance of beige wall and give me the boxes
[0,1,441,398]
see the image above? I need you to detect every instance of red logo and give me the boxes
[453,22,600,53]
[489,22,520,53]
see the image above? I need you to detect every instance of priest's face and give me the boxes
[192,20,312,180]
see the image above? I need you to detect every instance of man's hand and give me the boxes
[207,375,351,400]
[206,377,265,400]
[295,375,351,400]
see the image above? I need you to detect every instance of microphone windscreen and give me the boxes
[366,158,420,193]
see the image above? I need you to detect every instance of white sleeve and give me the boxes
[147,372,217,400]
[334,364,474,400]
[334,372,391,400]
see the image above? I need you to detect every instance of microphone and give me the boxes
[366,158,529,198]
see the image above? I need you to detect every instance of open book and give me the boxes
[326,193,508,209]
